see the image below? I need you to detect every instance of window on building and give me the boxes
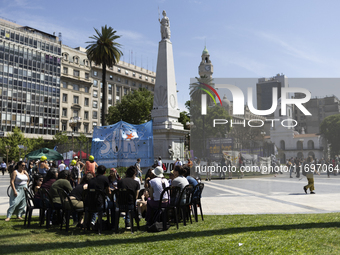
[62,122,67,131]
[93,80,98,87]
[73,110,79,117]
[93,71,98,76]
[125,70,128,75]
[145,76,148,81]
[74,57,79,64]
[84,98,89,106]
[62,81,67,88]
[85,73,89,79]
[93,90,98,98]
[84,111,89,119]
[93,122,97,128]
[63,67,68,74]
[84,124,89,133]
[139,74,142,79]
[117,68,121,72]
[109,75,113,80]
[117,77,121,82]
[93,100,98,108]
[73,96,79,104]
[62,94,67,102]
[93,111,98,119]
[62,108,67,117]
[73,70,79,77]
[85,87,89,93]
[73,84,79,91]
[125,79,128,84]
[133,72,136,77]
[297,141,303,150]
[116,86,120,96]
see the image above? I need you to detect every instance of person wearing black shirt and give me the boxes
[87,165,113,227]
[117,166,140,229]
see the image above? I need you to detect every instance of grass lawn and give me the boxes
[1,213,340,254]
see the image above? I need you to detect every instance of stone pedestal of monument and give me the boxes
[152,11,189,161]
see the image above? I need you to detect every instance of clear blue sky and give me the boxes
[2,0,340,111]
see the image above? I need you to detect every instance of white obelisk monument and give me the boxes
[152,10,188,161]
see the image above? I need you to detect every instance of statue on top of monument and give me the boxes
[159,10,171,40]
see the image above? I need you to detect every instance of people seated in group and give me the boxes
[145,166,169,226]
[171,166,190,204]
[31,174,43,195]
[86,165,113,229]
[108,168,120,190]
[34,168,58,206]
[67,173,94,227]
[117,166,140,230]
[49,170,73,209]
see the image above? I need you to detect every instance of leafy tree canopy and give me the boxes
[320,114,340,156]
[107,88,154,125]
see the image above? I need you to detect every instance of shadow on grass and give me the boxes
[2,221,340,254]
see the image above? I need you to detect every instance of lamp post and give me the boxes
[5,145,10,170]
[69,117,81,151]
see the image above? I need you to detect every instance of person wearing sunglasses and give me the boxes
[5,161,29,221]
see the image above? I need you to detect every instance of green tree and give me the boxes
[320,114,340,156]
[86,25,123,126]
[53,131,69,145]
[107,88,154,125]
[179,111,190,129]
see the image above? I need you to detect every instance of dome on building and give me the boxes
[202,46,209,55]
[220,94,230,111]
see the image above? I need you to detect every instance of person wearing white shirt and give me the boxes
[174,158,182,167]
[58,161,66,172]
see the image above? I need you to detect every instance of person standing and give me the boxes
[5,161,29,221]
[174,158,182,167]
[58,160,66,172]
[1,161,6,175]
[135,158,143,184]
[85,155,98,177]
[220,156,226,180]
[157,156,162,167]
[303,156,319,194]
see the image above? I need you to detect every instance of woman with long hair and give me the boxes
[5,161,29,221]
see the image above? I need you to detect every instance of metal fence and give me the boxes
[55,140,92,161]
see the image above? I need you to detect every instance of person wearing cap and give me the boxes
[38,156,50,178]
[85,155,98,177]
[74,156,85,175]
[145,166,169,226]
[69,159,80,188]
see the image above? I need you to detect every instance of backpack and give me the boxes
[162,163,166,171]
[71,166,79,180]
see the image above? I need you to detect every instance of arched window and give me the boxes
[281,153,286,164]
[280,140,285,150]
[308,151,315,159]
[297,141,303,150]
[307,140,314,149]
[297,152,303,159]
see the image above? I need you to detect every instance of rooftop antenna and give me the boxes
[158,6,160,21]
[131,50,134,65]
[58,32,62,43]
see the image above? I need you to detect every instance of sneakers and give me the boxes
[310,192,315,194]
[303,187,307,194]
[125,223,131,230]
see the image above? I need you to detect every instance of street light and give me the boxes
[5,145,10,170]
[69,117,81,151]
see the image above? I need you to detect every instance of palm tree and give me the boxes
[86,25,123,126]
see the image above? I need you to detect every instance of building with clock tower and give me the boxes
[199,46,213,78]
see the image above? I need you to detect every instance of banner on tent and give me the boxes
[91,120,154,168]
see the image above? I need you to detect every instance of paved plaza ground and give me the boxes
[1,171,340,216]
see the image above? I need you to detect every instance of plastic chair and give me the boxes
[82,189,108,235]
[58,189,84,231]
[114,188,140,233]
[157,186,181,230]
[191,183,204,222]
[24,187,42,227]
[178,184,194,226]
[39,188,55,228]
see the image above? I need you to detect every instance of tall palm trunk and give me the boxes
[102,63,107,126]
